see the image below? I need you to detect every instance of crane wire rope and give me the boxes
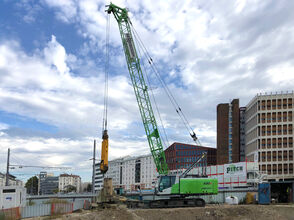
[131,28,170,148]
[130,22,201,145]
[103,13,110,133]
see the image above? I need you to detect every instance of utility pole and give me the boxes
[92,140,96,194]
[5,148,10,186]
[38,174,40,195]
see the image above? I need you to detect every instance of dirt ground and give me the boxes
[32,204,294,220]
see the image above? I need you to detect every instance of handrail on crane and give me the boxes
[180,152,207,178]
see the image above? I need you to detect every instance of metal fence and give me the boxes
[21,204,51,218]
[1,199,89,219]
[73,200,85,211]
[0,207,21,220]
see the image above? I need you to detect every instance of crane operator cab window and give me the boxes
[159,176,176,192]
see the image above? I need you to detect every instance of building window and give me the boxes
[267,165,271,175]
[267,152,271,162]
[283,99,287,109]
[289,164,293,174]
[288,98,292,108]
[273,151,277,161]
[277,99,282,109]
[289,150,293,160]
[283,125,287,135]
[278,164,282,174]
[283,151,288,160]
[273,164,277,174]
[284,164,288,174]
[289,124,293,134]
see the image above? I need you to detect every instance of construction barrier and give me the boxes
[51,203,73,215]
[0,199,88,219]
[0,207,21,220]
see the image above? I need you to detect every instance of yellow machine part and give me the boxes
[100,130,109,174]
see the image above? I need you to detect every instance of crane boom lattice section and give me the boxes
[107,3,168,174]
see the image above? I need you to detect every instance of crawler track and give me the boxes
[126,198,205,209]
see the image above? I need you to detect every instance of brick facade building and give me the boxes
[164,142,216,170]
[217,99,240,164]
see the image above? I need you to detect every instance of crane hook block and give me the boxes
[190,132,198,142]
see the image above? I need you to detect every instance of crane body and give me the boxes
[106,3,217,207]
[106,3,168,175]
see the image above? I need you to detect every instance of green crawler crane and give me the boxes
[106,3,217,208]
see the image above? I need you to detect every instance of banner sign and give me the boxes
[224,162,246,177]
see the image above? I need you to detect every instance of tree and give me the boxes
[25,176,39,195]
[86,183,92,192]
[64,185,76,193]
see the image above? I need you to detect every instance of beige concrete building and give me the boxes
[245,92,294,180]
[59,174,81,193]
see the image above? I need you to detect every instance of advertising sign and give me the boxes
[224,162,246,178]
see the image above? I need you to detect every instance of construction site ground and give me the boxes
[32,204,294,220]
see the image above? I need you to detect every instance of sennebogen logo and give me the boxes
[226,164,243,174]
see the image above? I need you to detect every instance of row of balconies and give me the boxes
[260,163,293,175]
[258,111,293,123]
[259,137,293,149]
[258,98,293,111]
[259,150,293,162]
[259,124,293,136]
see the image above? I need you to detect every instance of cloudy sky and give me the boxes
[1,0,294,182]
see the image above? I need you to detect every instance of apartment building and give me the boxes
[245,92,294,181]
[217,99,240,164]
[103,154,158,191]
[0,173,23,187]
[59,174,81,193]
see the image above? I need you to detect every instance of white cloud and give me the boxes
[43,0,78,23]
[2,0,294,182]
[0,123,9,131]
[44,35,69,75]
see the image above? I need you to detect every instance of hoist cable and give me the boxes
[103,13,110,133]
[131,27,170,148]
[130,23,200,145]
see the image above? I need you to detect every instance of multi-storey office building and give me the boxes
[40,176,59,195]
[217,99,240,164]
[245,92,294,180]
[94,163,104,192]
[164,142,216,170]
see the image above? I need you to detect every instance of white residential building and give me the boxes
[59,174,81,193]
[103,154,158,191]
[0,173,23,187]
[94,163,104,192]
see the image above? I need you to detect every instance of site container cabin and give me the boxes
[0,186,26,209]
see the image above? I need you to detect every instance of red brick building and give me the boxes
[217,99,240,164]
[164,142,217,170]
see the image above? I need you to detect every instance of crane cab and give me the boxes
[156,175,179,195]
